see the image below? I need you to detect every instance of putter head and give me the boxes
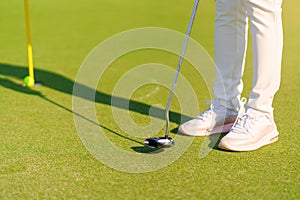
[144,137,175,148]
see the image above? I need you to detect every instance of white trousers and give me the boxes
[213,0,283,114]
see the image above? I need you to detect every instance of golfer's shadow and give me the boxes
[0,63,191,152]
[0,63,185,121]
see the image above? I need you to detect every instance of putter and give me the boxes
[144,0,200,148]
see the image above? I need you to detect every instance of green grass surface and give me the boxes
[1,0,299,199]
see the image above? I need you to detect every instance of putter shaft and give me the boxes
[164,0,200,138]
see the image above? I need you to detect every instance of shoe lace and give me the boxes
[196,103,223,121]
[239,97,247,114]
[196,106,213,121]
[197,97,247,122]
[232,113,251,134]
[229,97,248,127]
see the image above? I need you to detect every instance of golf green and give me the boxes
[0,0,299,199]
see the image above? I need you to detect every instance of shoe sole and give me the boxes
[218,129,279,152]
[179,122,234,136]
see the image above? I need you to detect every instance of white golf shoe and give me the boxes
[178,98,247,136]
[218,108,279,151]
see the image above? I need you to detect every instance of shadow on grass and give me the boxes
[194,133,229,158]
[131,146,165,154]
[0,63,192,148]
[0,75,144,145]
[208,133,227,150]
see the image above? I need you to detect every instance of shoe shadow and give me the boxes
[197,133,226,158]
[208,133,227,149]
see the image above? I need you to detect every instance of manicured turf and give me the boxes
[1,0,299,199]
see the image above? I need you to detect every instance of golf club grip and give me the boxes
[165,0,200,137]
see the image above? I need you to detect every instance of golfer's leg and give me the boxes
[247,0,283,114]
[214,0,248,111]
